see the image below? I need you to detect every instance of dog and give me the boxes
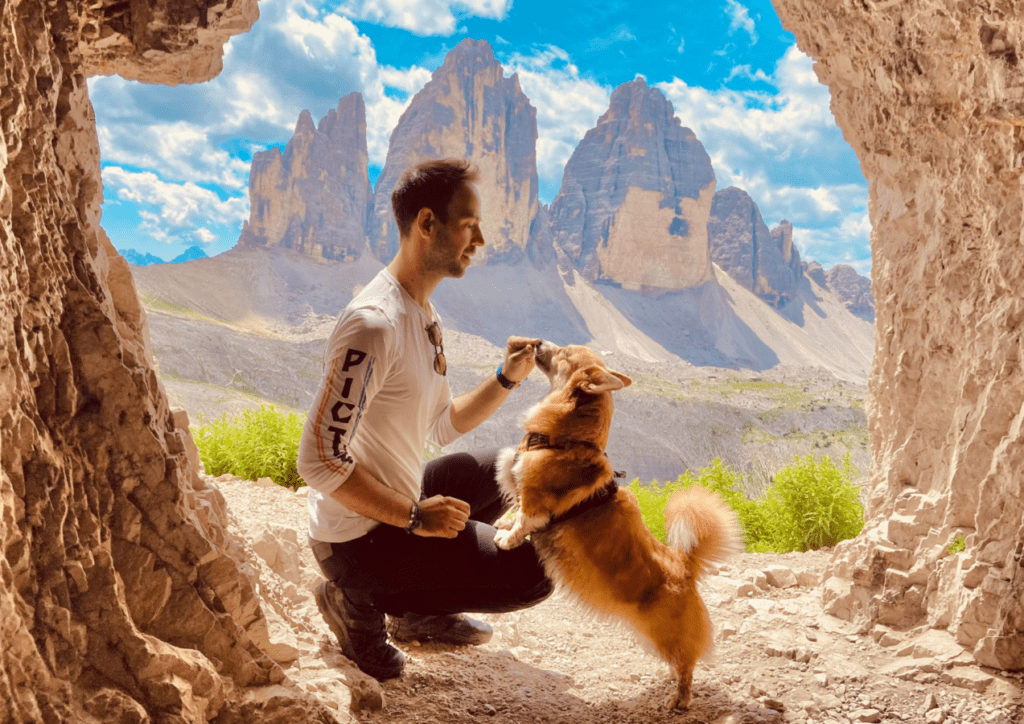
[493,341,742,709]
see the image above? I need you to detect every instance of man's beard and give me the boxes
[426,228,469,277]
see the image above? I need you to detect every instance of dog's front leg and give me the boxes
[493,511,549,550]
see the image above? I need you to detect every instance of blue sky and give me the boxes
[89,0,871,274]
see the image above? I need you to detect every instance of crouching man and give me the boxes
[297,158,553,680]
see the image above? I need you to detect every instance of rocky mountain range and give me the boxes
[120,244,209,266]
[235,38,872,318]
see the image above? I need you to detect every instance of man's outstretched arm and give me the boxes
[448,336,540,434]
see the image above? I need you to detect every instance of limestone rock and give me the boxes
[0,0,338,721]
[773,0,1024,670]
[825,265,875,322]
[78,0,260,85]
[368,39,540,265]
[238,94,372,263]
[549,78,717,291]
[708,187,803,307]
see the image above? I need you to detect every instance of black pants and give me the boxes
[311,448,553,617]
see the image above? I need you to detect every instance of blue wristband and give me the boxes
[496,364,518,390]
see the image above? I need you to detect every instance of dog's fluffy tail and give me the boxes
[665,487,743,578]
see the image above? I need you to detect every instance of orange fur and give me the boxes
[494,342,742,709]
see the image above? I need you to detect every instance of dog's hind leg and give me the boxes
[665,660,695,709]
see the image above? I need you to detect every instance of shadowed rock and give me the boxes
[238,94,372,263]
[709,187,803,308]
[0,0,339,720]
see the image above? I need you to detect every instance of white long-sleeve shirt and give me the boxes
[297,269,463,543]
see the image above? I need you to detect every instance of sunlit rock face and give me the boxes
[368,39,540,264]
[549,78,716,291]
[238,94,372,263]
[708,187,803,307]
[773,0,1024,669]
[0,0,336,721]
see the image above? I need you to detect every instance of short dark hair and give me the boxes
[391,158,479,237]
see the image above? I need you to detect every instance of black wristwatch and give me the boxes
[496,364,519,390]
[405,500,423,533]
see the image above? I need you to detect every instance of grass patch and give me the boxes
[628,454,864,553]
[193,405,306,490]
[947,534,967,555]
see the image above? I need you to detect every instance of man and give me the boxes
[297,158,553,681]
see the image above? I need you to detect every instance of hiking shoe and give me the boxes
[314,581,405,680]
[390,613,493,645]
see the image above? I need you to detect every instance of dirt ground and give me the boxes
[212,475,1023,724]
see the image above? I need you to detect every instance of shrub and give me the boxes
[193,405,306,490]
[757,453,863,552]
[947,534,967,555]
[627,477,683,544]
[628,459,756,548]
[627,454,865,554]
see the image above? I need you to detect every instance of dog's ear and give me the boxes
[578,367,632,394]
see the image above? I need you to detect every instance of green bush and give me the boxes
[756,453,863,552]
[627,454,864,553]
[193,406,306,490]
[947,534,967,555]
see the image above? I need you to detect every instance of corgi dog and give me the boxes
[494,341,742,709]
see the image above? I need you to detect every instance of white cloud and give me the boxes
[96,120,251,188]
[725,0,758,45]
[794,210,872,275]
[103,167,249,245]
[363,65,433,165]
[337,0,511,36]
[500,45,611,200]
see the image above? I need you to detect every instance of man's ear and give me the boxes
[578,367,632,394]
[414,207,436,238]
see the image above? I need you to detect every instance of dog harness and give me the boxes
[516,432,626,529]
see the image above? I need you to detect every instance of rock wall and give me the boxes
[368,39,540,264]
[0,0,336,721]
[708,187,803,307]
[549,79,717,291]
[772,0,1024,669]
[237,94,372,263]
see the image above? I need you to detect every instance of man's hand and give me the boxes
[502,336,542,383]
[413,495,471,538]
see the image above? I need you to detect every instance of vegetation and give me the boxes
[193,406,306,490]
[947,534,967,556]
[192,407,451,490]
[191,407,867,555]
[628,454,865,553]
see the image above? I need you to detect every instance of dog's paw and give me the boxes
[493,516,513,531]
[493,529,520,550]
[664,690,691,710]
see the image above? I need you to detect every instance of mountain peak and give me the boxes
[368,38,539,265]
[294,109,315,135]
[549,77,716,291]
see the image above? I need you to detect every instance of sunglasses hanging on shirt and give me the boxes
[425,321,447,376]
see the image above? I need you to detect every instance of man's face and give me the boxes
[424,181,484,278]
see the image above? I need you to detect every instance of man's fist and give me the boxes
[502,336,541,383]
[414,495,471,538]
